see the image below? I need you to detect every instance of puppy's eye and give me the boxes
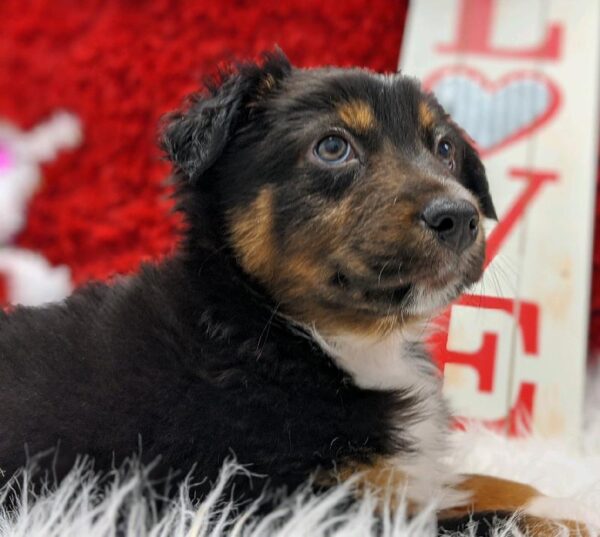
[436,138,455,170]
[314,136,354,164]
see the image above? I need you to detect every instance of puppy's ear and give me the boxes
[461,142,497,220]
[162,51,292,182]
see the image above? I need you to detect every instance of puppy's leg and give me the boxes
[439,474,593,536]
[328,456,468,516]
[331,465,591,535]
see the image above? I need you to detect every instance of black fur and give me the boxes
[0,51,495,512]
[0,258,416,499]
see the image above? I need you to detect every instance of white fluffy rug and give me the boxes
[2,367,600,537]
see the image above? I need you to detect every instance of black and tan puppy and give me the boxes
[0,52,586,534]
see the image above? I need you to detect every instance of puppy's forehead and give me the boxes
[277,69,426,134]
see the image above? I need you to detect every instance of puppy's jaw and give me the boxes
[226,180,486,338]
[227,187,403,336]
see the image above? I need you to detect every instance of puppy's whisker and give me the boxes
[256,302,281,359]
[378,260,392,286]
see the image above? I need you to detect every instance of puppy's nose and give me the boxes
[421,199,479,253]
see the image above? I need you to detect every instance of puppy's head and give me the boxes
[164,52,496,336]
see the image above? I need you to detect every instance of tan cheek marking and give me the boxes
[275,200,412,335]
[278,255,324,297]
[418,101,436,131]
[227,180,419,336]
[337,100,376,133]
[275,200,353,294]
[227,186,276,283]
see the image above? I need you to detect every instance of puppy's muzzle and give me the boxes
[421,198,479,253]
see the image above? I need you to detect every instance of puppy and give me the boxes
[0,52,586,534]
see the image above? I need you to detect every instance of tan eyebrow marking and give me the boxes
[337,100,376,133]
[418,100,436,130]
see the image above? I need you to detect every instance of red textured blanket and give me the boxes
[2,0,599,352]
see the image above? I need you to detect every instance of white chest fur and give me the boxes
[311,328,439,393]
[311,328,468,510]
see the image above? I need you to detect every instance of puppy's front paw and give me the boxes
[439,474,597,536]
[521,496,598,536]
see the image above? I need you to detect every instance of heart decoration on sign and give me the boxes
[424,66,561,157]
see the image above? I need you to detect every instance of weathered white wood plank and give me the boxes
[400,0,600,442]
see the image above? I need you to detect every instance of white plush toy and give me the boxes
[0,112,81,306]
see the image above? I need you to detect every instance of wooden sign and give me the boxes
[400,0,600,441]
